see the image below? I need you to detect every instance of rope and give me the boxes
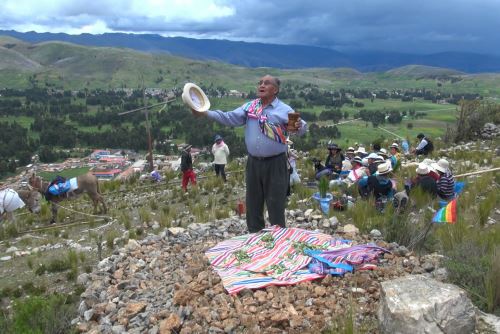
[455,167,500,178]
[17,217,108,235]
[50,202,111,220]
[104,169,245,195]
[377,127,405,140]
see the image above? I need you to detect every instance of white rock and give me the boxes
[370,229,382,238]
[126,239,140,251]
[479,312,500,333]
[329,216,339,227]
[83,309,94,322]
[304,209,313,218]
[0,256,12,261]
[378,275,475,334]
[342,224,359,234]
[6,246,18,253]
[168,227,186,235]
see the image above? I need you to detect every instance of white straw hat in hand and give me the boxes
[182,83,210,113]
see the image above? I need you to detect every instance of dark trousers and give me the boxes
[214,164,226,181]
[246,153,288,233]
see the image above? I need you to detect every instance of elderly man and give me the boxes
[191,75,307,233]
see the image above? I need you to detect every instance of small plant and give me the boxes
[105,230,120,249]
[0,294,78,334]
[478,191,496,226]
[139,207,152,223]
[26,258,33,270]
[318,175,329,198]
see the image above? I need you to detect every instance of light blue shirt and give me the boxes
[207,98,307,157]
[416,138,428,151]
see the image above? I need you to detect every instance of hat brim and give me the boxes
[416,168,428,175]
[434,165,447,173]
[182,83,210,112]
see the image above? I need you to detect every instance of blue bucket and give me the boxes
[312,192,333,215]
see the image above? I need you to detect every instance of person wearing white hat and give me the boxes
[435,159,455,200]
[408,162,438,197]
[355,146,367,158]
[345,147,355,161]
[346,156,368,185]
[367,153,382,176]
[358,162,395,203]
[189,74,307,233]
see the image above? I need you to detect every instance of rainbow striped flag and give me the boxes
[432,198,457,224]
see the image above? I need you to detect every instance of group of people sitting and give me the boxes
[312,137,455,211]
[313,141,403,183]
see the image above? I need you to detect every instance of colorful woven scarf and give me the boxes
[244,99,288,144]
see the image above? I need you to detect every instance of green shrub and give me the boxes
[139,207,151,223]
[0,294,77,334]
[478,191,497,226]
[444,239,500,313]
[47,258,71,273]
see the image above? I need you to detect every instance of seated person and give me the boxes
[358,162,395,201]
[346,156,368,186]
[389,143,401,169]
[345,147,356,161]
[434,159,455,200]
[413,133,434,156]
[366,153,382,176]
[407,163,438,197]
[422,158,440,181]
[325,142,344,174]
[379,148,389,160]
[355,146,367,158]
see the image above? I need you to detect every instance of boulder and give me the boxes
[378,275,475,334]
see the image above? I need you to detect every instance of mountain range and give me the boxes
[1,30,500,73]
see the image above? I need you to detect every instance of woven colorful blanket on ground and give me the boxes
[205,226,388,294]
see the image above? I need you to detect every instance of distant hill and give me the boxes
[1,30,500,73]
[386,65,463,77]
[1,37,500,96]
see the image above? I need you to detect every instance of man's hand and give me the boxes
[294,117,302,130]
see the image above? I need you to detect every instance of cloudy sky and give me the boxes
[1,0,499,55]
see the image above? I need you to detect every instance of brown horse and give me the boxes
[29,172,107,224]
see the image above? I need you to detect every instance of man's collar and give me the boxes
[270,97,279,107]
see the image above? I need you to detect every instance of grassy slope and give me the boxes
[0,36,499,96]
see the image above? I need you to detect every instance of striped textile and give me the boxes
[306,245,388,275]
[206,226,387,294]
[244,99,288,144]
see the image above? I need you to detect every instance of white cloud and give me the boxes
[0,0,234,33]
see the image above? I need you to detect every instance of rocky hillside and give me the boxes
[74,213,449,334]
[1,139,499,333]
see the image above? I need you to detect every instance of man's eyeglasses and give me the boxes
[257,80,276,86]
